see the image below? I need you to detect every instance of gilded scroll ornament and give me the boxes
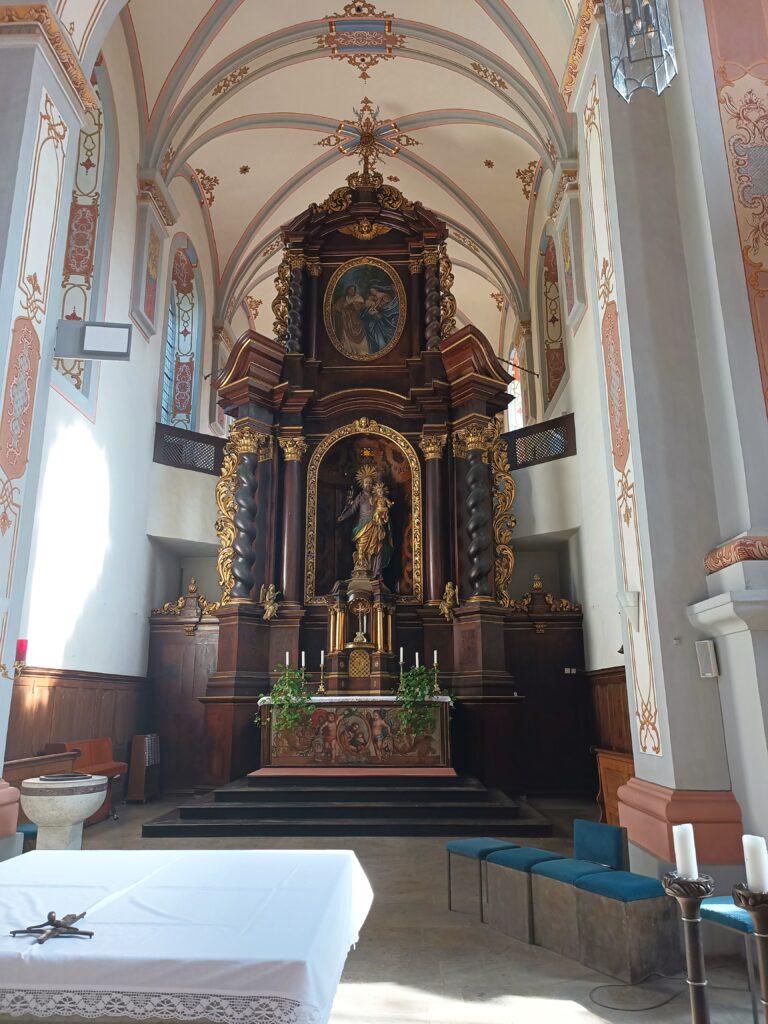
[545,592,581,613]
[279,435,308,462]
[272,254,290,344]
[215,425,271,604]
[152,577,220,619]
[490,416,516,607]
[438,241,457,339]
[311,185,354,214]
[418,433,446,460]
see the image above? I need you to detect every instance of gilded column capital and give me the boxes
[454,420,494,453]
[278,434,308,462]
[258,435,274,461]
[419,433,447,460]
[287,252,306,270]
[452,432,467,459]
[306,258,322,277]
[228,422,270,456]
[408,256,424,274]
[423,248,439,267]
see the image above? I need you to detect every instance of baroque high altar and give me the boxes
[203,162,521,782]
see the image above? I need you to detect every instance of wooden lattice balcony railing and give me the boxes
[152,422,226,476]
[504,412,576,470]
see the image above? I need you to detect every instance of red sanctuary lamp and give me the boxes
[14,638,27,673]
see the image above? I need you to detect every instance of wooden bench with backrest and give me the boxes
[44,739,128,824]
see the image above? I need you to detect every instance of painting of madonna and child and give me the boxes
[268,704,447,768]
[325,258,406,361]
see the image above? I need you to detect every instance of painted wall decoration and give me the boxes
[324,257,406,360]
[561,218,576,315]
[0,90,68,675]
[540,236,566,403]
[584,77,660,756]
[143,226,160,325]
[267,703,445,767]
[703,0,768,414]
[317,3,406,81]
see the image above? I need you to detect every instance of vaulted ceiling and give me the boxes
[118,0,577,352]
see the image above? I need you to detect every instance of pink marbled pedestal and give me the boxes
[0,780,20,836]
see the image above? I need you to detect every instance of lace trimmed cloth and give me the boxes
[0,989,320,1024]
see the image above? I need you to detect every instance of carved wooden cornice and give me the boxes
[0,5,97,112]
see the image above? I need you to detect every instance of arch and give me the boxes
[159,233,206,429]
[304,417,423,605]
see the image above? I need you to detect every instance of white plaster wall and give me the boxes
[19,21,220,677]
[147,464,217,548]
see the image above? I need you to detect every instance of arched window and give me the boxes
[539,235,567,410]
[160,240,203,429]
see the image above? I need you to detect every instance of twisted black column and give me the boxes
[231,451,259,599]
[424,253,440,350]
[463,426,494,600]
[286,260,304,353]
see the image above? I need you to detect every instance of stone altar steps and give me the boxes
[142,774,553,838]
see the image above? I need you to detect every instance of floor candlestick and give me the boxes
[663,872,715,1024]
[733,884,768,1023]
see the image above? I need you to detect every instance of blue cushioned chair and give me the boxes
[528,820,627,961]
[702,897,759,1024]
[483,847,564,942]
[575,871,683,984]
[445,838,519,916]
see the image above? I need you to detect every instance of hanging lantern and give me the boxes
[604,0,677,101]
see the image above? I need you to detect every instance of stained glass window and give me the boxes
[160,241,201,429]
[539,235,566,409]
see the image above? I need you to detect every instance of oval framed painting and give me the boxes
[323,257,407,361]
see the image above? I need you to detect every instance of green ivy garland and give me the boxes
[258,664,314,733]
[395,664,441,737]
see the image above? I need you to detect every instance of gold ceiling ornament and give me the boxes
[261,238,283,259]
[317,96,419,185]
[194,168,219,207]
[339,218,392,240]
[549,167,578,223]
[212,65,250,97]
[215,424,273,605]
[278,434,308,462]
[562,0,599,104]
[271,253,291,344]
[0,5,97,111]
[244,295,262,325]
[305,417,423,604]
[484,159,495,169]
[516,160,539,201]
[240,165,250,175]
[160,146,176,177]
[451,229,481,256]
[418,433,447,461]
[489,416,516,607]
[491,292,506,312]
[438,242,457,340]
[470,61,508,92]
[317,3,405,82]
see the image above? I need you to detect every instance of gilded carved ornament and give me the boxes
[278,435,308,462]
[151,577,220,620]
[439,241,457,339]
[418,433,446,460]
[0,5,97,112]
[215,424,273,605]
[489,417,516,607]
[548,168,578,223]
[272,253,291,344]
[439,582,459,622]
[562,0,599,104]
[137,180,176,228]
[339,219,392,240]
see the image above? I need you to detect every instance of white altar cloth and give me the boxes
[0,849,373,1024]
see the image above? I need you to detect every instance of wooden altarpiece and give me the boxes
[203,167,532,785]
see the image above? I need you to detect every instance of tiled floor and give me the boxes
[81,798,755,1024]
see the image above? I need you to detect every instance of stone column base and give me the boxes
[617,777,743,865]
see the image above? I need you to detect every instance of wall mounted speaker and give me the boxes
[695,639,719,679]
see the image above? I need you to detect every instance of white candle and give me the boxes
[672,823,699,880]
[433,649,438,666]
[320,650,325,666]
[363,615,367,632]
[301,650,305,668]
[743,835,768,893]
[399,647,403,663]
[415,652,420,668]
[285,650,290,667]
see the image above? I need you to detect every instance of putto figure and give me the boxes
[259,583,280,621]
[439,581,458,622]
[338,462,394,578]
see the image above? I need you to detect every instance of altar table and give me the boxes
[0,849,373,1024]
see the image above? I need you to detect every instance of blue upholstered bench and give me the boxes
[702,897,759,1024]
[445,838,519,916]
[530,820,628,960]
[17,821,37,851]
[575,870,683,983]
[483,847,564,942]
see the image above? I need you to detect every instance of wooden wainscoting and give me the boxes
[585,666,635,825]
[7,667,148,764]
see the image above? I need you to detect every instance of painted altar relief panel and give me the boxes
[584,77,660,756]
[324,257,406,360]
[703,0,768,414]
[315,434,414,598]
[268,704,446,768]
